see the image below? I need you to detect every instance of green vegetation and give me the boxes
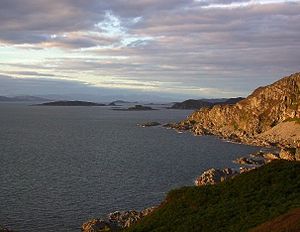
[284,117,300,124]
[126,161,300,232]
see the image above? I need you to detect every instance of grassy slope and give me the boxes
[249,208,300,232]
[126,161,300,232]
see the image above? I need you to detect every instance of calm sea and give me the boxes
[0,103,260,231]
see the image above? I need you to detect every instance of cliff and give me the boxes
[178,73,300,148]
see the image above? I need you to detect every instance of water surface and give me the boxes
[0,104,260,231]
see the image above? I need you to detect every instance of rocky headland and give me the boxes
[171,73,300,156]
[83,72,300,231]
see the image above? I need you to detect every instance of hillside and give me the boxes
[170,97,244,109]
[126,160,300,232]
[170,99,213,109]
[176,73,300,148]
[0,95,50,102]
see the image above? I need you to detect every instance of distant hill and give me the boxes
[39,101,106,106]
[170,97,244,109]
[170,99,213,109]
[108,100,138,106]
[0,95,50,102]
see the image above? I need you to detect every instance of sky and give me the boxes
[0,0,299,101]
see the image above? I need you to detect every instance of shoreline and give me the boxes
[81,125,284,232]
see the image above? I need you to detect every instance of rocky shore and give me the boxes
[82,207,157,232]
[82,73,300,231]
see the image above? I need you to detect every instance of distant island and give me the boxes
[170,97,244,109]
[113,104,156,111]
[38,101,106,106]
[109,100,138,105]
[0,95,50,102]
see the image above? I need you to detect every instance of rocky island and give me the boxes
[38,100,106,106]
[113,105,156,111]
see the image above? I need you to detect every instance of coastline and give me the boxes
[80,125,283,232]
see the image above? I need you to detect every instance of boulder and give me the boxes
[81,219,118,232]
[233,157,265,166]
[279,148,296,161]
[263,152,280,161]
[239,166,257,174]
[195,168,238,186]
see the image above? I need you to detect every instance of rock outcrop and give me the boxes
[194,168,238,186]
[82,207,157,232]
[175,73,300,150]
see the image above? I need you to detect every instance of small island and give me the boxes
[137,122,161,127]
[113,105,156,111]
[38,101,106,106]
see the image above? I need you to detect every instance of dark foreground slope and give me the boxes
[126,161,300,232]
[249,208,300,232]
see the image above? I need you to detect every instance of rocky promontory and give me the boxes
[173,73,300,152]
[194,168,238,186]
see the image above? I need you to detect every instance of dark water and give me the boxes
[0,104,260,232]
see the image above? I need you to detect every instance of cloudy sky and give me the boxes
[0,0,299,101]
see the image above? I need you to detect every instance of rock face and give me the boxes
[176,73,300,149]
[194,168,238,186]
[82,207,157,232]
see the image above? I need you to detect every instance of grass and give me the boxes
[126,161,300,232]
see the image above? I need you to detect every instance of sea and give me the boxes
[0,103,260,232]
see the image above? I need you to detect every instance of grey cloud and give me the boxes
[0,0,299,98]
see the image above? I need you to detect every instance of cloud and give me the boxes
[0,0,299,98]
